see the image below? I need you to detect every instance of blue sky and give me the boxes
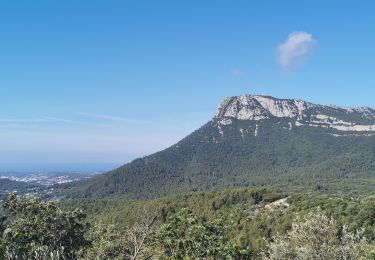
[1,1,375,169]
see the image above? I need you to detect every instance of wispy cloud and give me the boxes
[0,117,72,124]
[78,112,148,124]
[277,31,316,72]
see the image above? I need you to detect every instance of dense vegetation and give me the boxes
[2,188,375,259]
[0,193,88,259]
[65,118,375,199]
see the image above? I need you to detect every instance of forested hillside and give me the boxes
[2,188,375,259]
[64,95,375,199]
[65,118,375,199]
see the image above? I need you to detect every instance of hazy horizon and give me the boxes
[0,162,121,173]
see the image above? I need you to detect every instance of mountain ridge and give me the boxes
[214,94,375,132]
[65,94,375,199]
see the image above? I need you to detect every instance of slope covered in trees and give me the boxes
[2,189,375,259]
[65,117,375,199]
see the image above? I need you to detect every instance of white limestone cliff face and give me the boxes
[253,95,312,119]
[215,94,312,120]
[215,95,269,121]
[215,94,375,133]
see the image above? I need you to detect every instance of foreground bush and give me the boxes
[1,193,89,259]
[1,194,375,259]
[261,209,375,260]
[85,214,156,260]
[155,208,252,259]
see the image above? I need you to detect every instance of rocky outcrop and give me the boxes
[214,94,375,132]
[215,94,313,120]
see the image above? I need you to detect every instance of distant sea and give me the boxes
[0,163,121,173]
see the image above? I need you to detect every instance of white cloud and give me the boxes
[277,31,316,72]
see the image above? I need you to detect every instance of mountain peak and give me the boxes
[215,94,312,120]
[214,94,375,132]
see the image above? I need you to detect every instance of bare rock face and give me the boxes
[215,94,313,121]
[214,94,375,132]
[215,95,270,121]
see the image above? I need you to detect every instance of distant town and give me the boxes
[0,171,99,185]
[0,171,101,198]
